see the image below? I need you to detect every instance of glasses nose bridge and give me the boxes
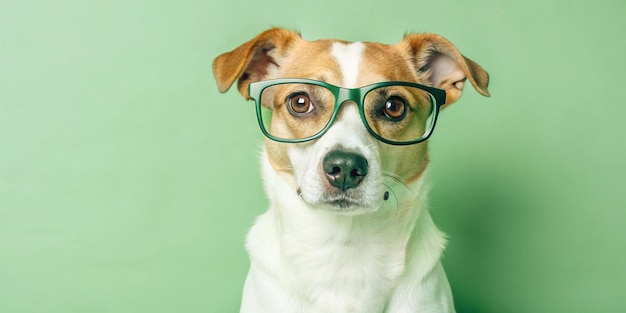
[327,87,368,135]
[335,87,363,110]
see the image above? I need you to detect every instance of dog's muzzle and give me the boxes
[322,150,368,191]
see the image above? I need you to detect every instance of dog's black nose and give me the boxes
[322,151,368,191]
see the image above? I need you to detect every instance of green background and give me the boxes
[1,0,625,312]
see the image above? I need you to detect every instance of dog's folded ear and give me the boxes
[399,33,490,106]
[212,28,301,99]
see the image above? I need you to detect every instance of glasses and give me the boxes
[248,78,446,146]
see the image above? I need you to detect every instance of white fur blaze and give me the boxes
[330,42,365,88]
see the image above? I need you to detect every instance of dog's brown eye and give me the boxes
[288,93,314,115]
[383,96,406,120]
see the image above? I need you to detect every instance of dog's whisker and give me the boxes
[381,172,432,211]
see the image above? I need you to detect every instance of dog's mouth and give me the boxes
[297,174,417,214]
[297,188,367,210]
[327,198,360,209]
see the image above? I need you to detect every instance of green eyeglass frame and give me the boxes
[248,78,447,146]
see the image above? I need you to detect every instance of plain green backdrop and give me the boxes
[1,0,625,312]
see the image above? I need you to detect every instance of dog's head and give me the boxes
[213,28,489,215]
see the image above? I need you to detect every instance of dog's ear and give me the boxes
[399,33,490,106]
[212,28,301,99]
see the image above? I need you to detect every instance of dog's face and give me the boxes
[213,28,489,215]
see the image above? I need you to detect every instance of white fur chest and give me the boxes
[245,209,410,312]
[280,217,408,312]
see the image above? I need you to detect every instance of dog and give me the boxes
[212,28,489,313]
